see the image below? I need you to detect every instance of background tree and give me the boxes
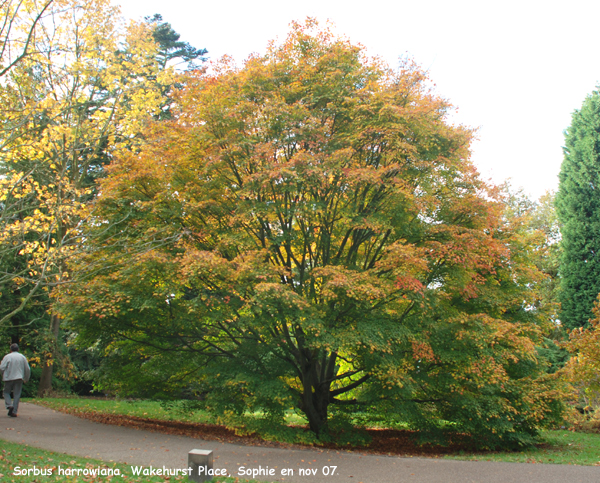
[142,14,207,121]
[0,0,57,363]
[563,294,600,409]
[0,0,54,78]
[0,0,192,394]
[62,21,563,447]
[556,90,600,330]
[502,185,567,372]
[145,14,207,71]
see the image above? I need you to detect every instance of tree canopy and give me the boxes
[61,21,562,447]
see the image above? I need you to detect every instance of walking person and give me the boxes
[1,343,30,417]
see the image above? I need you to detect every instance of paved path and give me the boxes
[0,403,598,483]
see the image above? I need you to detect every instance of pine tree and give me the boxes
[556,90,600,329]
[145,14,207,71]
[143,14,207,120]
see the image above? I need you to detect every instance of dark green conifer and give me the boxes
[556,91,600,329]
[145,14,207,71]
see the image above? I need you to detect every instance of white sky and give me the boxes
[118,0,600,201]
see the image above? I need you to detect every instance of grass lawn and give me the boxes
[30,397,600,466]
[0,439,257,482]
[445,430,600,466]
[30,397,308,426]
[29,397,216,424]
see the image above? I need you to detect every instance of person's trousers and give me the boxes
[3,379,23,414]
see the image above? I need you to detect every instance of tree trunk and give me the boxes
[296,349,368,438]
[38,218,66,398]
[11,313,20,345]
[298,351,334,438]
[37,313,60,397]
[303,386,330,437]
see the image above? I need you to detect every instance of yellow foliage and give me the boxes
[563,295,600,407]
[0,0,173,328]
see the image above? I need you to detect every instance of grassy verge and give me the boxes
[0,439,256,483]
[445,430,600,466]
[30,397,600,466]
[29,397,216,424]
[30,397,309,427]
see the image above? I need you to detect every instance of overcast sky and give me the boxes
[118,0,600,200]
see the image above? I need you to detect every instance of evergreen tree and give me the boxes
[556,90,600,329]
[145,14,207,71]
[143,14,207,120]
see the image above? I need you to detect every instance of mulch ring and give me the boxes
[42,406,493,458]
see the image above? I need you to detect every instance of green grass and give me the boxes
[29,397,216,424]
[0,440,258,482]
[445,430,600,466]
[31,397,309,426]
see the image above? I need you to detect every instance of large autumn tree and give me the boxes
[556,90,600,330]
[63,22,562,447]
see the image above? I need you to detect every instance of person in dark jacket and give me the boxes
[0,343,31,417]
